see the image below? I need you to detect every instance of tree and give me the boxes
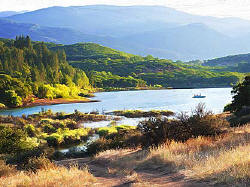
[0,127,28,154]
[224,76,250,114]
[4,90,23,107]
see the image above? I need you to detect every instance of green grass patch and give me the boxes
[96,125,136,137]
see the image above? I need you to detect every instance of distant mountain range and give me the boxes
[1,5,250,60]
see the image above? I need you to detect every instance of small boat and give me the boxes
[192,94,206,98]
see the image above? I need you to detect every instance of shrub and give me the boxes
[45,133,64,147]
[229,113,250,127]
[45,128,89,147]
[24,124,37,137]
[96,125,136,137]
[6,147,55,170]
[87,129,142,155]
[0,127,34,154]
[138,103,224,147]
[65,119,79,129]
[0,103,6,109]
[42,124,57,134]
[3,90,23,107]
[37,84,56,99]
[24,155,54,172]
[87,138,112,155]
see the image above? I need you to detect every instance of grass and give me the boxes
[0,164,96,187]
[95,124,250,186]
[109,110,174,118]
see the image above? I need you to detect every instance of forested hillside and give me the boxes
[0,36,92,108]
[50,43,245,89]
[204,53,250,73]
[0,36,246,108]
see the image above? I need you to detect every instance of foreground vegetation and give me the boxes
[94,124,250,186]
[0,161,96,187]
[0,114,249,186]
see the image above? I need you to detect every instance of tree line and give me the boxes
[0,36,91,107]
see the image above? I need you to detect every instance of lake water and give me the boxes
[0,88,232,117]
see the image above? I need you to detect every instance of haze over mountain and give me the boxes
[2,5,250,60]
[0,11,28,17]
[0,18,116,44]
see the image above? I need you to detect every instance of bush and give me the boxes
[24,124,37,137]
[87,138,112,155]
[229,114,250,127]
[0,103,6,109]
[87,129,142,155]
[6,147,55,170]
[0,127,33,154]
[45,128,89,147]
[96,125,136,137]
[24,155,54,172]
[45,133,64,147]
[66,120,79,129]
[138,103,224,147]
[3,90,23,107]
[42,124,57,134]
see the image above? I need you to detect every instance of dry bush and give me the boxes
[0,160,16,177]
[87,129,142,155]
[0,165,96,187]
[138,103,227,147]
[23,155,55,172]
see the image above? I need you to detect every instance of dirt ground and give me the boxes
[55,150,218,187]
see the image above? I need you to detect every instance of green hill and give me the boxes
[204,53,250,73]
[49,42,245,88]
[0,36,246,101]
[50,43,134,60]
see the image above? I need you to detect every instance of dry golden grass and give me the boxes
[96,124,250,186]
[0,165,96,187]
[0,160,17,177]
[146,124,250,184]
[1,125,249,186]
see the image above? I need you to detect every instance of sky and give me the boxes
[1,0,250,20]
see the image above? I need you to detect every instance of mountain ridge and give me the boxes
[2,5,250,60]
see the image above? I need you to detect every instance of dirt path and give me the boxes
[55,157,214,187]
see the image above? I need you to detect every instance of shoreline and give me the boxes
[1,98,100,111]
[96,86,232,93]
[24,98,100,107]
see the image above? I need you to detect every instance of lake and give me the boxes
[0,88,232,117]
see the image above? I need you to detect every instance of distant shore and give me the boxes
[96,86,232,93]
